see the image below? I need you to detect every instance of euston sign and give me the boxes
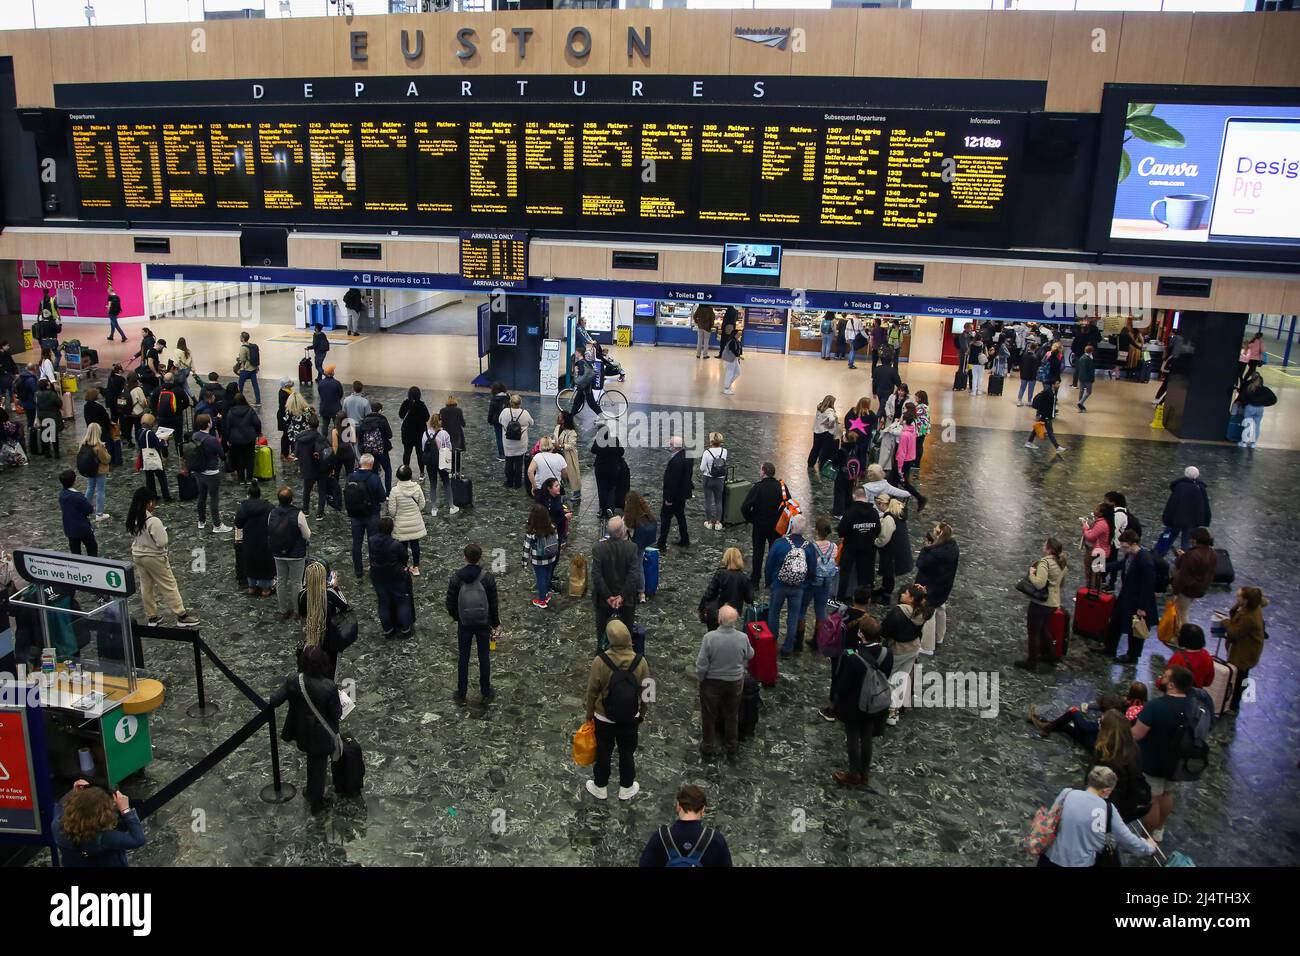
[13,549,136,597]
[349,24,654,65]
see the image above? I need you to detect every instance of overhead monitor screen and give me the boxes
[1106,101,1300,248]
[66,104,1024,249]
[458,229,527,289]
[722,243,782,287]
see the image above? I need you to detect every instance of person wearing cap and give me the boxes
[1159,466,1211,554]
[318,364,344,437]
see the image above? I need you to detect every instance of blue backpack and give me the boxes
[660,825,716,868]
[1036,354,1052,384]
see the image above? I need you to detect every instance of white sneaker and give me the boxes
[886,710,900,727]
[1015,401,1023,407]
[618,781,640,801]
[430,507,438,517]
[212,523,233,534]
[584,780,608,801]
[449,506,461,515]
[95,513,111,522]
[197,520,206,530]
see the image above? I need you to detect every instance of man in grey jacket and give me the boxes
[695,604,754,760]
[591,516,642,651]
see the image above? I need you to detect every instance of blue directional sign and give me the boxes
[497,325,518,346]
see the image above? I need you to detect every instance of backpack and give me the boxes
[600,652,643,723]
[857,646,893,715]
[844,456,862,483]
[246,342,260,368]
[183,439,205,472]
[776,539,808,586]
[659,825,716,868]
[422,436,440,473]
[813,540,838,585]
[1036,356,1052,383]
[343,477,373,518]
[505,411,523,442]
[457,573,490,627]
[706,449,727,479]
[157,389,178,418]
[1166,690,1213,782]
[532,533,560,562]
[76,444,99,479]
[820,317,832,335]
[268,507,301,557]
[361,422,385,455]
[727,337,744,358]
[816,610,844,657]
[774,481,801,536]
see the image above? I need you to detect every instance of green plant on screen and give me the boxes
[1118,103,1186,183]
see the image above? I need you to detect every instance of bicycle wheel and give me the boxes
[599,389,628,418]
[555,387,575,412]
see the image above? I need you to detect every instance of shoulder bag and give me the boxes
[298,674,343,762]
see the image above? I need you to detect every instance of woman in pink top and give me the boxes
[1080,503,1112,590]
[1238,332,1264,387]
[892,407,927,513]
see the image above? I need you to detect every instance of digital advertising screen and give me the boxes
[1093,87,1300,260]
[722,243,782,287]
[64,103,1024,250]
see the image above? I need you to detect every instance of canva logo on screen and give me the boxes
[1210,118,1300,243]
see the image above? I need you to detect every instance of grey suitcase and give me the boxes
[722,467,751,527]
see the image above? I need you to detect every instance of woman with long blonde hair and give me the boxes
[297,559,356,681]
[78,421,112,520]
[698,546,754,629]
[808,394,839,476]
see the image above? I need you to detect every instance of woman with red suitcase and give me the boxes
[1015,538,1067,673]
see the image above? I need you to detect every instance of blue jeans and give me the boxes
[313,352,326,382]
[800,579,832,628]
[1017,377,1037,403]
[820,332,832,359]
[769,582,806,654]
[237,369,260,403]
[493,423,504,459]
[374,579,412,634]
[1156,527,1192,556]
[1078,383,1093,407]
[84,474,106,514]
[108,315,126,341]
[1241,404,1264,444]
[848,340,859,366]
[457,625,492,698]
[533,561,554,601]
[350,514,379,576]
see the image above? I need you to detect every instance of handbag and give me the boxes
[1156,600,1178,646]
[1025,796,1063,856]
[1033,421,1047,440]
[1016,574,1048,602]
[1094,798,1122,867]
[1131,614,1150,640]
[298,673,343,762]
[109,422,121,441]
[572,719,596,766]
[141,447,163,471]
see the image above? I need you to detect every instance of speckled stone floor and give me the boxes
[7,379,1297,867]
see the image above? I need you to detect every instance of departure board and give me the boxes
[67,105,1023,248]
[459,229,528,289]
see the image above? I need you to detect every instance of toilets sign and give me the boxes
[13,549,135,598]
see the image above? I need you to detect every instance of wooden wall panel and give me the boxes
[661,248,721,286]
[333,16,389,77]
[60,233,114,264]
[835,258,875,294]
[230,19,284,81]
[1281,282,1300,317]
[287,237,339,271]
[91,27,141,85]
[436,13,495,75]
[381,238,438,274]
[528,243,552,279]
[1020,267,1078,306]
[982,11,1054,82]
[792,10,857,78]
[918,11,986,80]
[5,30,54,106]
[728,11,791,78]
[854,10,920,78]
[25,231,69,262]
[668,10,731,75]
[1115,13,1189,86]
[607,10,669,75]
[959,264,1023,301]
[47,28,98,86]
[781,255,838,294]
[185,18,234,83]
[551,10,611,74]
[1213,278,1285,316]
[437,241,459,277]
[551,244,608,281]
[1254,13,1300,87]
[137,23,191,84]
[281,17,335,80]
[203,235,242,267]
[1045,13,1121,113]
[1183,13,1262,87]
[382,14,438,76]
[915,261,962,298]
[495,11,553,75]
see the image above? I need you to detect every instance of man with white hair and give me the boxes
[695,604,754,760]
[591,515,643,650]
[344,452,388,578]
[1158,466,1211,555]
[1037,765,1157,868]
[656,435,693,553]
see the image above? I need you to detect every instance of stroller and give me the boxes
[592,341,625,382]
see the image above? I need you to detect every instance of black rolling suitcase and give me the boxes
[234,537,246,587]
[952,367,967,391]
[988,372,1004,396]
[1213,548,1235,585]
[333,736,365,796]
[714,674,762,740]
[451,469,474,508]
[178,471,198,501]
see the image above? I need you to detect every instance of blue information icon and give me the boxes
[497,325,518,346]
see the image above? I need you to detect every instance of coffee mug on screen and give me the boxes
[1150,194,1209,231]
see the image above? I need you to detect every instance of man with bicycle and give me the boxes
[571,345,603,418]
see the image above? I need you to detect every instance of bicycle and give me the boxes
[556,384,628,418]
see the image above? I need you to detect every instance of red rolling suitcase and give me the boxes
[1048,608,1070,659]
[746,621,778,687]
[1072,587,1114,640]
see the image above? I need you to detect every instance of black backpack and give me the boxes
[183,439,205,472]
[505,411,523,442]
[268,507,301,557]
[705,449,727,479]
[343,477,373,518]
[600,652,643,723]
[246,342,260,368]
[76,444,99,479]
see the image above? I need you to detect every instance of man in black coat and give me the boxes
[591,517,642,649]
[1160,466,1211,553]
[1099,530,1159,663]
[871,362,901,412]
[318,364,344,436]
[836,486,882,601]
[311,324,330,382]
[741,462,786,588]
[268,646,341,815]
[655,436,693,553]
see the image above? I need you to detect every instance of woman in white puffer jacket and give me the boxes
[387,464,428,576]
